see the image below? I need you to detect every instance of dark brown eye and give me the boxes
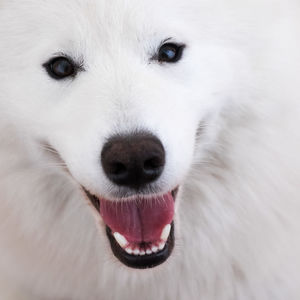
[158,43,185,63]
[44,57,76,80]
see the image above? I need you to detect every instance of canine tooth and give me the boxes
[158,242,165,250]
[160,224,171,242]
[151,246,158,253]
[125,248,133,255]
[146,249,152,255]
[133,249,140,256]
[113,232,128,248]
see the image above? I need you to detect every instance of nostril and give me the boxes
[109,162,129,182]
[111,162,127,176]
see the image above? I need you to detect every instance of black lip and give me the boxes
[83,188,100,211]
[106,222,175,269]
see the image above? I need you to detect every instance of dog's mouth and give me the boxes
[84,188,178,269]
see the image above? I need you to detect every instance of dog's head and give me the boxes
[0,0,248,269]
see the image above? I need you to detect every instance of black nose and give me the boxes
[101,133,165,189]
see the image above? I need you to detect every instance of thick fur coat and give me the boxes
[0,0,300,299]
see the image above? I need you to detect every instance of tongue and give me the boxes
[100,193,174,243]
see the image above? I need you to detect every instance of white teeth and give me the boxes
[113,232,129,248]
[151,246,158,253]
[125,247,133,255]
[125,244,165,256]
[119,227,170,256]
[160,224,171,242]
[133,249,140,256]
[158,242,165,250]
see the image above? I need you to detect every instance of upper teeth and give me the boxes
[160,224,171,242]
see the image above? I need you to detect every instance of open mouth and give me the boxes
[84,188,178,269]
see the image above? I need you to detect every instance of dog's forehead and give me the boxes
[1,0,186,58]
[7,0,177,34]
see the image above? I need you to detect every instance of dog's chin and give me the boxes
[84,187,179,269]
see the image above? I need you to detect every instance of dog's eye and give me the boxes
[44,57,76,80]
[158,43,185,63]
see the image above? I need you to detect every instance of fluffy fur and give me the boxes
[0,0,300,299]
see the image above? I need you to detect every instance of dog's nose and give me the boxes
[101,133,165,189]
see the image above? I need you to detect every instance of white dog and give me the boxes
[0,0,300,299]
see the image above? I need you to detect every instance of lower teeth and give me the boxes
[124,241,166,256]
[112,223,171,256]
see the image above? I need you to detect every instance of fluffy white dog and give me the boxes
[0,0,300,299]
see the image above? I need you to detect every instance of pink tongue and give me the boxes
[100,193,174,243]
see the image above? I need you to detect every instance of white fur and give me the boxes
[0,0,300,299]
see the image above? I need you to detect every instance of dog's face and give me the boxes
[0,0,245,268]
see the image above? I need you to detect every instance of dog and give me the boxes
[0,0,300,299]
